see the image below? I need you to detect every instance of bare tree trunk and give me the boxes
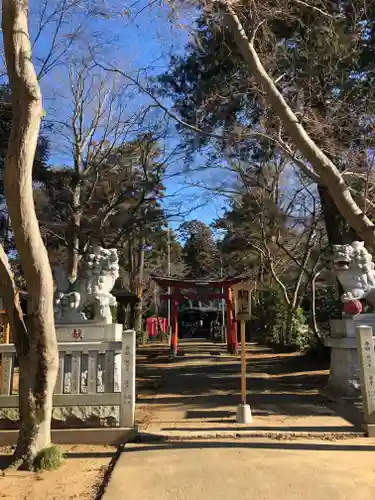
[222,2,375,248]
[283,306,294,347]
[285,227,315,345]
[318,186,360,245]
[134,238,145,332]
[68,182,81,281]
[128,236,134,292]
[127,236,135,328]
[2,0,58,468]
[133,303,143,332]
[311,270,323,345]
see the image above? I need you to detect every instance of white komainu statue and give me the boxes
[53,246,119,324]
[333,241,375,306]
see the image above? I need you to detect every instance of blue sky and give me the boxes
[28,0,229,230]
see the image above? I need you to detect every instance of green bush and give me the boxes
[289,307,310,351]
[252,288,310,351]
[309,284,341,335]
[252,288,288,346]
[34,445,64,471]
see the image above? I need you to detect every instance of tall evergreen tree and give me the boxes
[160,1,375,244]
[180,220,219,277]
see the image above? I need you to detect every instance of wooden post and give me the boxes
[170,289,179,357]
[356,325,375,436]
[224,286,230,352]
[226,286,237,354]
[232,282,253,424]
[233,318,238,354]
[240,320,247,405]
[230,287,239,354]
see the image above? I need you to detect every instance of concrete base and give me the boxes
[236,404,252,424]
[0,426,138,446]
[325,316,375,398]
[324,337,360,397]
[363,423,375,437]
[330,314,375,338]
[0,405,121,429]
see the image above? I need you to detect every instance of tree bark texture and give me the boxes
[311,271,323,346]
[318,186,360,245]
[68,182,81,282]
[134,239,145,332]
[2,0,58,468]
[222,2,375,248]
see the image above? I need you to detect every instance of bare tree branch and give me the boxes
[218,0,375,247]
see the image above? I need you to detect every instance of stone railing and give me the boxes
[0,329,135,429]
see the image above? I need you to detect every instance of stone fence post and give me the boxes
[120,329,136,427]
[356,325,375,437]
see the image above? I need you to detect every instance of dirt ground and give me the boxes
[0,344,164,500]
[135,340,362,437]
[102,341,374,500]
[0,340,362,499]
[0,445,116,500]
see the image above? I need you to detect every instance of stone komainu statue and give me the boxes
[52,246,119,324]
[333,241,375,308]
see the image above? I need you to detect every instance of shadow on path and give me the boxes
[126,439,375,453]
[136,340,363,435]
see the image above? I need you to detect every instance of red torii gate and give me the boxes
[151,275,248,355]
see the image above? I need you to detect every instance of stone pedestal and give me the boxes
[325,314,375,397]
[330,314,375,339]
[236,404,252,424]
[324,337,360,397]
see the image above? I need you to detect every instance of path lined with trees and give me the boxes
[1,0,375,473]
[135,340,361,438]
